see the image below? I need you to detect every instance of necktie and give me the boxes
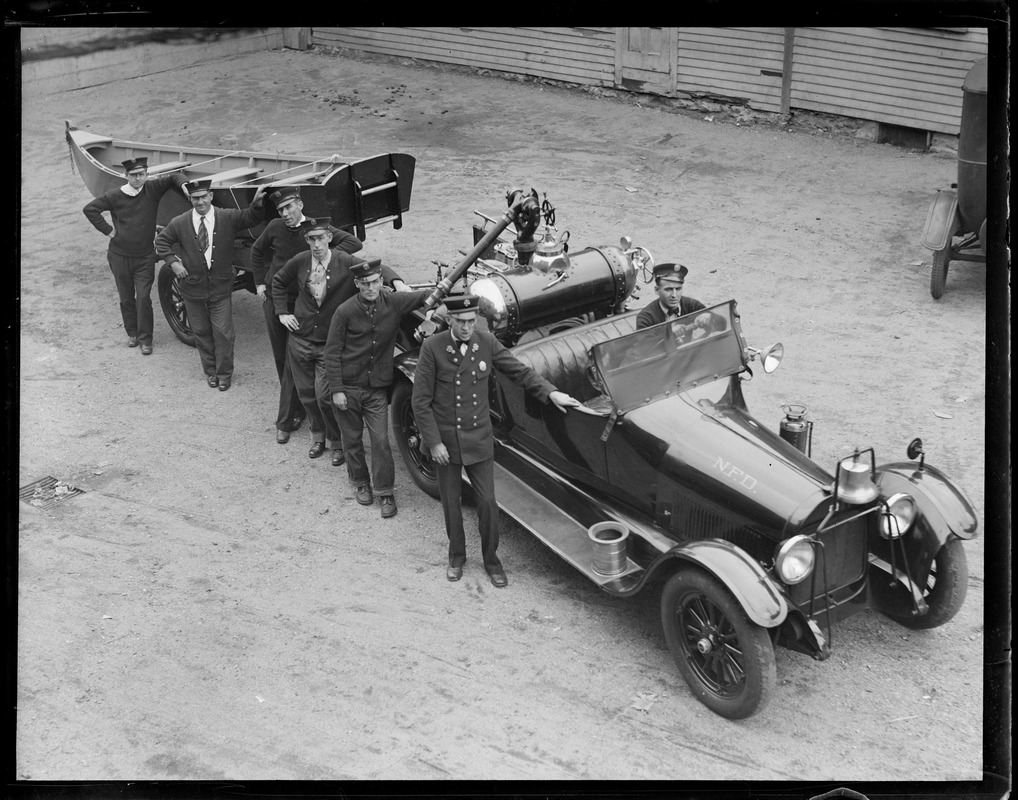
[459,341,468,356]
[198,216,209,256]
[668,308,680,318]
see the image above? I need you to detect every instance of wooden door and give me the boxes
[615,27,676,95]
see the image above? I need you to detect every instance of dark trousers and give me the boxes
[437,458,501,571]
[108,250,155,343]
[287,334,342,449]
[183,292,234,379]
[261,298,304,431]
[335,387,394,495]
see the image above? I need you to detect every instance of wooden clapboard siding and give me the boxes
[791,27,988,134]
[313,26,989,135]
[676,28,786,112]
[312,27,617,87]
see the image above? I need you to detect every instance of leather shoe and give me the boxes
[290,415,305,433]
[355,485,374,505]
[206,375,219,388]
[308,441,327,459]
[140,343,153,355]
[331,449,345,466]
[127,336,139,348]
[446,565,463,582]
[276,429,290,444]
[487,569,508,588]
[379,495,397,518]
[218,378,232,392]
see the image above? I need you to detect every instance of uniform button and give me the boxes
[456,380,461,385]
[456,424,462,430]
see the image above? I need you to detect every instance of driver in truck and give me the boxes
[636,262,712,332]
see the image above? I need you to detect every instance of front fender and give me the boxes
[662,538,789,628]
[876,461,981,543]
[920,189,960,251]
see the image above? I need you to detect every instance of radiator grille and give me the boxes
[790,515,869,607]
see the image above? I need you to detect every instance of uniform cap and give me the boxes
[122,157,149,173]
[184,178,214,197]
[652,262,688,283]
[301,216,331,235]
[267,186,301,209]
[350,259,383,281]
[444,293,481,316]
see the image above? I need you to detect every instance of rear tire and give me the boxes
[391,379,441,499]
[661,569,776,719]
[157,265,196,346]
[930,242,951,300]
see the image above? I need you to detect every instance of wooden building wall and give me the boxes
[313,26,988,137]
[312,27,617,87]
[791,27,989,134]
[675,28,787,113]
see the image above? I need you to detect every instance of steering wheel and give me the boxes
[626,246,655,283]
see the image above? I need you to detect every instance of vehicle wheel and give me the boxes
[661,569,776,719]
[882,538,968,630]
[929,241,951,300]
[157,265,196,347]
[391,379,441,499]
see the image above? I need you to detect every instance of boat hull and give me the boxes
[65,121,415,238]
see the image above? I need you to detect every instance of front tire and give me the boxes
[661,569,776,719]
[157,265,196,346]
[882,538,968,630]
[391,379,441,499]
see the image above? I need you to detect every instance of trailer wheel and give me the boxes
[157,265,196,346]
[930,242,951,300]
[391,379,441,499]
[661,569,776,719]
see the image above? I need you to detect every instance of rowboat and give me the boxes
[66,121,417,344]
[65,120,416,239]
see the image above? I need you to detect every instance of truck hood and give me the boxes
[622,394,835,534]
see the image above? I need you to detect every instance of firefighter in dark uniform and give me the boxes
[636,262,711,329]
[411,294,581,587]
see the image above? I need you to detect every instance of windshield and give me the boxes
[589,300,746,413]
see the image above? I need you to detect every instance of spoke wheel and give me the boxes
[157,265,196,346]
[881,538,968,630]
[930,241,951,300]
[661,569,776,719]
[391,379,441,499]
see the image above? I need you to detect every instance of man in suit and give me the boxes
[635,262,711,330]
[251,186,365,444]
[326,260,431,518]
[272,217,406,465]
[155,178,266,391]
[83,156,189,354]
[411,294,581,587]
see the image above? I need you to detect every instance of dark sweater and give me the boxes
[83,174,188,257]
[271,248,402,343]
[250,218,363,292]
[325,289,430,392]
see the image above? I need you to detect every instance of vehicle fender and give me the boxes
[662,538,789,628]
[876,462,981,544]
[920,190,960,251]
[393,349,420,384]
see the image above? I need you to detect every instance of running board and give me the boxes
[459,448,656,592]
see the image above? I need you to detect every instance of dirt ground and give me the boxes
[17,46,992,784]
